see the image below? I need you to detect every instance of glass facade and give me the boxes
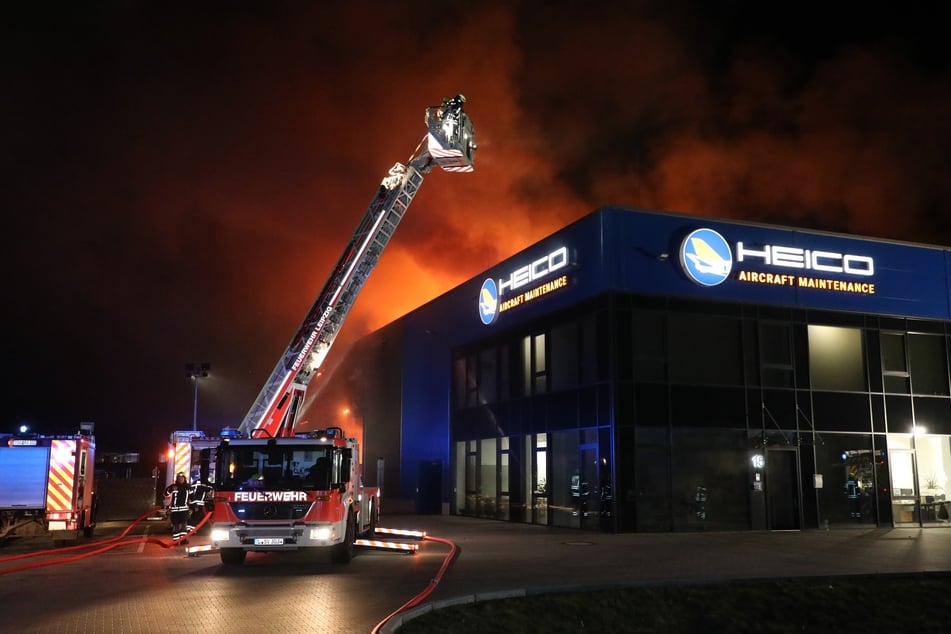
[450,294,951,532]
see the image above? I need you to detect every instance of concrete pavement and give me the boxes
[376,515,951,631]
[3,514,950,633]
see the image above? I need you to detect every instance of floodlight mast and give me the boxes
[236,95,476,439]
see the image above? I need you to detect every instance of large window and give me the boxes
[808,325,865,391]
[909,334,949,396]
[479,348,498,404]
[814,434,877,527]
[880,332,949,396]
[881,332,910,393]
[452,353,479,409]
[670,428,749,531]
[520,333,547,396]
[550,322,578,391]
[633,310,667,383]
[452,345,511,410]
[759,322,794,388]
[668,314,742,385]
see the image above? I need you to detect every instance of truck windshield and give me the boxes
[215,445,333,491]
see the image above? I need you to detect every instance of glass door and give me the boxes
[889,448,919,526]
[766,448,801,530]
[913,435,951,526]
[532,433,548,526]
[578,443,599,530]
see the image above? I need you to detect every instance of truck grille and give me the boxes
[229,502,312,521]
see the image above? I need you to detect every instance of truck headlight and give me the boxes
[211,528,231,542]
[309,526,332,541]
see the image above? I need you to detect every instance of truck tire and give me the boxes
[332,510,356,563]
[220,548,246,566]
[81,505,95,538]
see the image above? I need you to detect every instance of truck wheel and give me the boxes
[220,548,246,566]
[81,507,95,538]
[332,510,356,563]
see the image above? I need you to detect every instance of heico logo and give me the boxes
[479,278,499,325]
[679,226,877,294]
[735,242,874,276]
[479,246,569,325]
[680,228,733,286]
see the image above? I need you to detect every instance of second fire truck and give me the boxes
[0,424,97,545]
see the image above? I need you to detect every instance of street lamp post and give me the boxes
[185,362,211,432]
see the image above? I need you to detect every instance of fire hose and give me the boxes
[371,534,460,634]
[0,507,211,576]
[2,510,459,632]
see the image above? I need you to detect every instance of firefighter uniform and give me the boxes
[187,478,213,533]
[165,473,191,543]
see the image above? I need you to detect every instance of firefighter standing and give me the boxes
[187,475,212,534]
[165,472,191,544]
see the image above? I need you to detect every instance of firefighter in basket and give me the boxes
[164,472,191,544]
[187,474,213,535]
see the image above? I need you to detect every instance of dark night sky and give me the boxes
[3,1,950,461]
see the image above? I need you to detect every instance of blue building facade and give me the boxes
[345,207,951,532]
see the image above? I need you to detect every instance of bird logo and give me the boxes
[479,278,499,325]
[680,228,733,286]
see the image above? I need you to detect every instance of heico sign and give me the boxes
[679,228,877,295]
[479,246,570,325]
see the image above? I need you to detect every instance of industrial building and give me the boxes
[330,207,951,532]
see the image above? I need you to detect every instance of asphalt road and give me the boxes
[3,514,951,633]
[0,516,447,633]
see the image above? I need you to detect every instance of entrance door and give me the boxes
[531,434,548,526]
[889,449,919,527]
[578,444,599,530]
[767,448,800,530]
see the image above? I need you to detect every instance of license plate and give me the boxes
[253,538,284,545]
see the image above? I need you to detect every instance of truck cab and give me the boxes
[209,429,379,565]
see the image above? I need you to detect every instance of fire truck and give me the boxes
[0,424,97,545]
[206,95,476,565]
[165,429,227,489]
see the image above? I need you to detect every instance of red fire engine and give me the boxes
[205,95,475,565]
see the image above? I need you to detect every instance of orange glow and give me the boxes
[14,5,947,459]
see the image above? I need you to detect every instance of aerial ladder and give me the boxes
[236,95,476,439]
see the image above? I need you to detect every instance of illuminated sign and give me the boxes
[479,246,570,325]
[736,243,874,276]
[499,246,568,294]
[680,229,733,287]
[233,491,308,502]
[498,275,568,313]
[679,228,877,295]
[9,439,38,446]
[478,278,499,325]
